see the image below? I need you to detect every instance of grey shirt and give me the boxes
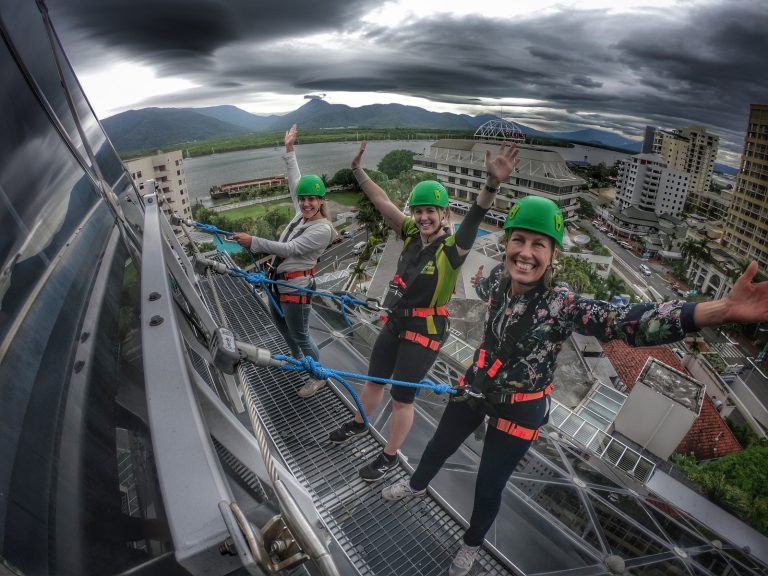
[249,151,336,293]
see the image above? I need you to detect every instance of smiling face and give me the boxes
[298,195,323,220]
[505,228,558,292]
[412,205,446,239]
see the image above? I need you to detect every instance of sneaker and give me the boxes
[359,450,398,482]
[382,478,427,501]
[298,378,327,398]
[448,543,480,576]
[328,420,368,444]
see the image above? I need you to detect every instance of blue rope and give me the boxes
[274,355,457,426]
[190,221,260,266]
[188,219,378,323]
[226,268,376,326]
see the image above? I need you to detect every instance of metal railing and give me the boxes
[549,400,656,483]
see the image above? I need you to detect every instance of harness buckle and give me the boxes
[452,387,485,403]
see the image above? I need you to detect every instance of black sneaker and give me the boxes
[328,420,368,444]
[359,450,398,482]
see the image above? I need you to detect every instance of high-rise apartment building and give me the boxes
[124,150,191,225]
[615,153,690,216]
[651,125,719,213]
[722,104,768,270]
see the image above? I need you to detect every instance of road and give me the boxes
[581,218,768,409]
[316,228,367,275]
[581,220,677,302]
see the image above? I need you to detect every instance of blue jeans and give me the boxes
[271,299,320,360]
[410,401,536,546]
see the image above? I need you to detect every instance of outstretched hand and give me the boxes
[724,262,768,324]
[232,232,253,249]
[484,142,520,186]
[352,141,367,170]
[470,265,485,287]
[284,124,297,149]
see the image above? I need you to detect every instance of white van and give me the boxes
[352,241,366,255]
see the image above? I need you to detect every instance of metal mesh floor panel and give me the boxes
[198,269,515,576]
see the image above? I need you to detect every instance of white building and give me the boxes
[651,125,720,214]
[124,150,191,226]
[615,153,690,216]
[413,120,586,223]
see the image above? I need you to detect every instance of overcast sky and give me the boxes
[47,0,767,165]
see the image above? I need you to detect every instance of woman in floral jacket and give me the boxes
[381,195,768,576]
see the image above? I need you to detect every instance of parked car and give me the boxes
[639,263,652,276]
[618,241,632,250]
[724,364,745,375]
[607,232,616,240]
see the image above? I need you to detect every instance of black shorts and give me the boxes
[368,323,441,404]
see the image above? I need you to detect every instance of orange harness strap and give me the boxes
[407,305,449,318]
[401,330,441,352]
[491,418,540,441]
[508,383,554,404]
[279,293,312,304]
[281,267,316,280]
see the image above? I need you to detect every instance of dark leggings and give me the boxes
[368,323,440,404]
[410,401,534,546]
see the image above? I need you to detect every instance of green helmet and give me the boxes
[503,196,564,247]
[408,180,449,208]
[295,175,326,197]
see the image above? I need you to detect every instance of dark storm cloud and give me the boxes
[571,76,603,89]
[46,0,768,162]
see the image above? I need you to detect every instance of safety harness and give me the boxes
[454,279,553,441]
[266,216,327,306]
[380,230,452,351]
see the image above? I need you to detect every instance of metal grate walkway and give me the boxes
[197,265,515,576]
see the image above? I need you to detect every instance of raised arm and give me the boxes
[454,143,519,256]
[351,141,405,232]
[692,262,768,327]
[476,142,519,209]
[282,124,301,212]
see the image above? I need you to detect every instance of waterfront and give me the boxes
[184,140,434,206]
[184,140,633,207]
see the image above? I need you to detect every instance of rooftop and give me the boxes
[602,341,741,460]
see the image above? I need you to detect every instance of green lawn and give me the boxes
[327,190,362,209]
[219,201,294,220]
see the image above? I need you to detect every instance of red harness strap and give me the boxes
[401,330,441,351]
[406,305,449,318]
[281,267,316,280]
[392,273,408,289]
[508,383,554,404]
[491,418,540,441]
[279,293,312,304]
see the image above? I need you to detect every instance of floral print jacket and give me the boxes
[465,278,698,404]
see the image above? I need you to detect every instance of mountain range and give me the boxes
[102,98,643,155]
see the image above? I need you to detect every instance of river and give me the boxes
[184,140,631,206]
[184,140,434,206]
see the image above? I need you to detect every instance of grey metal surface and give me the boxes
[198,264,515,576]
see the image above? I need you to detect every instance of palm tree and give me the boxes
[605,273,626,299]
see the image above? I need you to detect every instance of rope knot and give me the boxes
[301,356,330,381]
[431,383,456,395]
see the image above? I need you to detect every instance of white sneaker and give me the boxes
[382,478,427,501]
[447,543,480,576]
[297,378,327,398]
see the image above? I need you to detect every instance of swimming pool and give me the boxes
[453,224,491,237]
[212,235,242,254]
